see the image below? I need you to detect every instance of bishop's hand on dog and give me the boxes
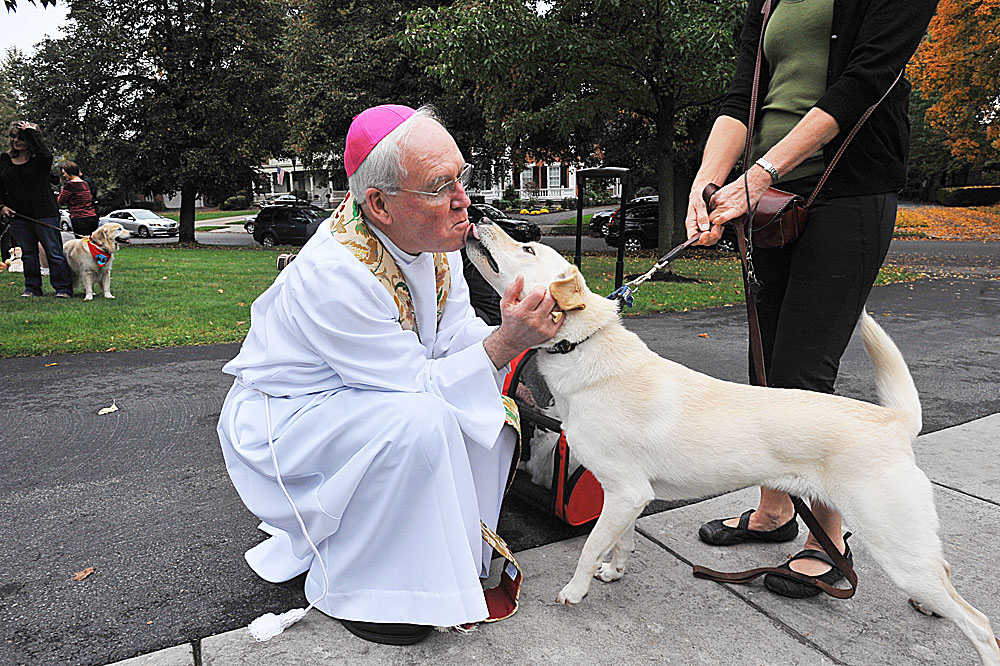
[484,274,563,370]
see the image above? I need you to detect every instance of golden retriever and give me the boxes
[465,220,1000,665]
[63,223,131,300]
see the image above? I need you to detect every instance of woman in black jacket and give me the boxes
[684,0,937,598]
[0,121,73,297]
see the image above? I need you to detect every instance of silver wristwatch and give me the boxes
[754,157,780,183]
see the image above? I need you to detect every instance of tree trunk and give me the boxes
[655,98,679,255]
[179,182,197,243]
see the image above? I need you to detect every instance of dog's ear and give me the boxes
[549,265,587,311]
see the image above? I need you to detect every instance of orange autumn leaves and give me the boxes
[896,204,1000,241]
[911,0,1000,161]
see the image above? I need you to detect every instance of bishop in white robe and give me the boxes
[218,220,518,627]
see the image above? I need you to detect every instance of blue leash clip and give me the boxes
[608,285,634,309]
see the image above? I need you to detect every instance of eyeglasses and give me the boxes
[398,163,473,202]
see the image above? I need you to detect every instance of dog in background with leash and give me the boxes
[63,222,131,300]
[465,220,1000,665]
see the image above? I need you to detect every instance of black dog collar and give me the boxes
[545,335,591,354]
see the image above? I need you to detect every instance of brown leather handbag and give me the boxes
[704,182,807,249]
[707,0,901,249]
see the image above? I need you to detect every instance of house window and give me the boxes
[520,169,532,189]
[548,165,561,189]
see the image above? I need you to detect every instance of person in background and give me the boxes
[0,121,72,298]
[685,0,937,598]
[58,160,100,237]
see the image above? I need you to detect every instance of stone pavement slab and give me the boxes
[103,416,1000,666]
[912,413,1000,503]
[199,533,827,666]
[639,487,999,665]
[106,644,192,665]
[637,411,1000,665]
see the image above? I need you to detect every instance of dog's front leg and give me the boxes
[596,520,635,583]
[557,486,652,605]
[82,272,95,301]
[100,267,114,299]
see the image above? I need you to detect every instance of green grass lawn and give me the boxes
[161,209,257,222]
[557,213,595,226]
[0,245,921,358]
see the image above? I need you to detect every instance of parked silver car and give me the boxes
[98,209,179,238]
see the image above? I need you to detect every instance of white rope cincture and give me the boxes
[246,393,331,642]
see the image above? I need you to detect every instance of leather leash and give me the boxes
[1,210,86,238]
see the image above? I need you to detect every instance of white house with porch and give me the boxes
[250,156,601,208]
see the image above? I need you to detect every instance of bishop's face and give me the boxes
[379,117,472,255]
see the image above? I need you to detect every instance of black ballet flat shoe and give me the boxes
[340,619,434,645]
[763,535,854,599]
[698,508,798,546]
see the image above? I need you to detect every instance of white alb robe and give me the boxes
[217,223,515,626]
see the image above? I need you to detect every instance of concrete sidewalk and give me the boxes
[111,414,1000,666]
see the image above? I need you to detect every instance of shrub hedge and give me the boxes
[936,186,1000,207]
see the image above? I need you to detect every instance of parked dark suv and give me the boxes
[468,203,541,242]
[252,204,329,246]
[605,200,737,253]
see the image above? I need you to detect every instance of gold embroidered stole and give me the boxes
[329,193,523,622]
[328,192,449,342]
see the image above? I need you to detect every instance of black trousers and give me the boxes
[749,187,897,393]
[71,215,100,237]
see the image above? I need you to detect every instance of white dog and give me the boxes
[63,223,131,300]
[466,221,1000,665]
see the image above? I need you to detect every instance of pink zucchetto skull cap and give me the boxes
[344,104,416,176]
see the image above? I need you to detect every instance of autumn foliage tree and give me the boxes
[910,0,1000,165]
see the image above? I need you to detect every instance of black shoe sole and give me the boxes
[340,619,434,646]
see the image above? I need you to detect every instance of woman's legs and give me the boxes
[717,191,897,577]
[34,217,73,295]
[10,219,43,295]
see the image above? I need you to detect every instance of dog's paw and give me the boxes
[556,582,587,605]
[908,597,942,617]
[83,294,94,301]
[596,562,624,583]
[104,293,115,299]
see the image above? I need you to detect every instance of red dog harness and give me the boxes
[86,238,110,266]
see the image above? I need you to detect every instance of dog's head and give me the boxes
[91,223,131,251]
[8,246,22,261]
[465,219,619,347]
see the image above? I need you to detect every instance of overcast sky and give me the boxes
[2,3,70,56]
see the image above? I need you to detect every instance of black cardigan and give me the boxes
[719,0,938,198]
[0,128,59,220]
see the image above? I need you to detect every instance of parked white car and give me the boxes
[98,209,179,238]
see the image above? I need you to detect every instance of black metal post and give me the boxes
[575,167,631,287]
[616,172,632,289]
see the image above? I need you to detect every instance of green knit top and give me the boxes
[750,0,834,183]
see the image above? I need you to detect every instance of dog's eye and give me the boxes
[522,246,535,255]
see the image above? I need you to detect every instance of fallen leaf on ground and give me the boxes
[72,567,95,581]
[218,289,224,294]
[45,362,58,367]
[698,333,709,338]
[98,401,119,415]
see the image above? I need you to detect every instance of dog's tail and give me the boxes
[860,310,922,437]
